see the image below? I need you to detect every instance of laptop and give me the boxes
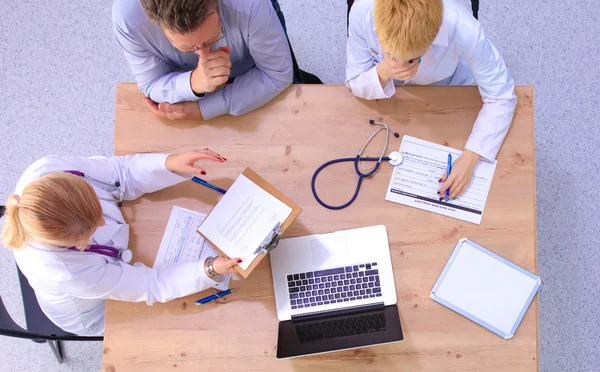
[270,225,403,359]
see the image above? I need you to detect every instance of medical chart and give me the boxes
[154,206,230,290]
[385,136,497,224]
[198,174,293,270]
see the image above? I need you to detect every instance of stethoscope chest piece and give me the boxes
[388,151,403,166]
[120,249,133,263]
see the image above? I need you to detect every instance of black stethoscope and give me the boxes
[311,120,403,210]
[64,170,124,207]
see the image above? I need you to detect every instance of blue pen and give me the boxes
[445,153,452,201]
[195,288,237,305]
[191,176,227,194]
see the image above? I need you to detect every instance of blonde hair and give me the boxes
[1,173,103,250]
[374,0,444,59]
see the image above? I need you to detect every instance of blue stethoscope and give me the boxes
[311,120,403,210]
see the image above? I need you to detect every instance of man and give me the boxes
[112,0,293,121]
[346,0,517,199]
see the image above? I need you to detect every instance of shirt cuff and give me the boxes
[464,141,495,163]
[175,71,201,102]
[140,153,191,185]
[348,66,395,100]
[364,66,395,98]
[378,75,395,98]
[198,90,228,120]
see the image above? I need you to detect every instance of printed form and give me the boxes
[154,206,230,290]
[198,174,292,270]
[385,136,497,224]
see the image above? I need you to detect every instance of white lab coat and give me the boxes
[346,0,518,161]
[12,154,223,336]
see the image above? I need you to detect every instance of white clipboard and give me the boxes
[431,238,541,339]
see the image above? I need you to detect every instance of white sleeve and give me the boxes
[345,3,395,100]
[17,154,189,201]
[58,260,223,305]
[455,8,517,161]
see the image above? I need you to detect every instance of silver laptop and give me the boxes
[270,225,403,358]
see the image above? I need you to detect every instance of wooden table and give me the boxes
[103,84,537,372]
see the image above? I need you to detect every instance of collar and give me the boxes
[432,20,449,47]
[430,20,449,61]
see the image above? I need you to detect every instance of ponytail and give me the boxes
[1,172,103,250]
[1,195,28,249]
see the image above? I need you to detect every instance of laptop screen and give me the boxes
[276,305,403,359]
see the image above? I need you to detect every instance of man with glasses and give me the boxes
[346,0,517,201]
[112,0,293,121]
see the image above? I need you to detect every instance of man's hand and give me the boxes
[190,46,232,95]
[376,53,421,87]
[143,98,203,121]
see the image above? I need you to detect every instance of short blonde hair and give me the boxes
[1,173,103,250]
[374,0,444,59]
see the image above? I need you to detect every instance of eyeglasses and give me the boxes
[170,23,225,54]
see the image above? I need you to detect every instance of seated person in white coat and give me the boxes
[1,150,240,336]
[346,0,517,199]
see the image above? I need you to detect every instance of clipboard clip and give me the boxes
[253,222,282,255]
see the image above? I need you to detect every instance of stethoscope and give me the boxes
[63,170,131,262]
[67,245,132,263]
[64,170,124,207]
[311,120,403,210]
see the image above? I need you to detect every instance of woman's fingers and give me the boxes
[438,172,447,183]
[183,165,207,176]
[186,150,225,163]
[226,258,242,273]
[438,174,454,197]
[449,181,466,199]
[193,149,227,161]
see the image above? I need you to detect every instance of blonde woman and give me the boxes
[346,0,517,199]
[1,151,240,336]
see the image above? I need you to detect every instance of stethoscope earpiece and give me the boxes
[64,170,124,208]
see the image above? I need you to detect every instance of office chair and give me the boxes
[0,265,103,364]
[272,0,323,84]
[347,0,480,30]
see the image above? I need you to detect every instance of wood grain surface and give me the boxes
[102,84,537,372]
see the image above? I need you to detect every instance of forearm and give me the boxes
[465,94,517,161]
[199,66,292,120]
[346,65,395,100]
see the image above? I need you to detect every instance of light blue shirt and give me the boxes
[112,0,293,120]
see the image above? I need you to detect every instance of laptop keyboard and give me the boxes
[295,312,387,343]
[287,262,382,310]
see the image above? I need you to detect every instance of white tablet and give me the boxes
[431,238,541,339]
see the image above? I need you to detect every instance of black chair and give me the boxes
[347,0,480,30]
[0,265,103,364]
[271,0,323,84]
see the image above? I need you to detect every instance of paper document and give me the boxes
[385,136,497,224]
[198,174,293,270]
[154,206,230,290]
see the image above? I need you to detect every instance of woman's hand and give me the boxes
[166,149,227,177]
[376,53,421,86]
[213,256,242,275]
[437,150,481,200]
